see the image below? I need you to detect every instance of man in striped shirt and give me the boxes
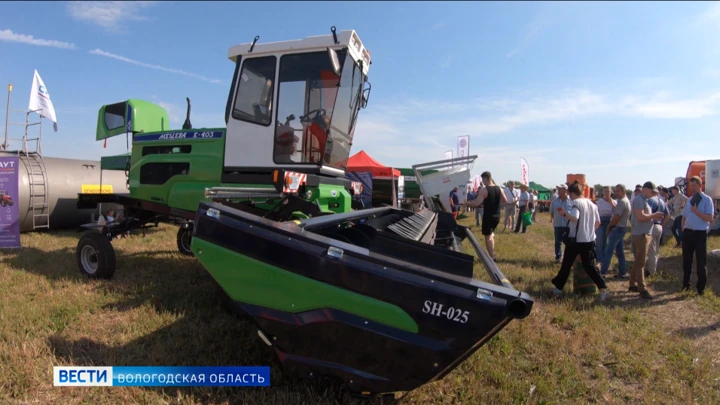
[668,186,687,248]
[550,184,572,263]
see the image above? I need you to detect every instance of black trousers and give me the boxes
[514,206,527,232]
[552,241,608,290]
[672,216,683,244]
[682,229,708,293]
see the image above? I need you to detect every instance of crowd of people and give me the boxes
[462,173,715,302]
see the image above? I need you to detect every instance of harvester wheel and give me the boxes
[76,232,116,280]
[176,226,193,256]
[0,200,6,207]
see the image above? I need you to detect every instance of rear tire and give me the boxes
[76,232,116,279]
[177,226,193,256]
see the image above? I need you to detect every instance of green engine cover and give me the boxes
[128,128,237,212]
[192,238,418,333]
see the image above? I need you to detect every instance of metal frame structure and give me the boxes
[412,155,477,213]
[3,85,50,229]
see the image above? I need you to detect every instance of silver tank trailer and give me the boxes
[1,152,130,232]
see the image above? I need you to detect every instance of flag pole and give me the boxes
[3,84,11,150]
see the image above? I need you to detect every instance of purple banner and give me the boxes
[0,156,21,248]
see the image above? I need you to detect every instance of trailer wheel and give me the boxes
[76,232,116,279]
[177,226,194,256]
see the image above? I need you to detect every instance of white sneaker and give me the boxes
[551,287,562,297]
[599,290,609,302]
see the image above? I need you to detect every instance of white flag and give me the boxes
[520,157,529,186]
[444,150,453,169]
[457,135,470,168]
[28,70,58,132]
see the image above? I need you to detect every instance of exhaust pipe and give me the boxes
[507,298,531,319]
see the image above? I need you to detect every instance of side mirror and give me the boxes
[327,47,341,76]
[361,82,371,109]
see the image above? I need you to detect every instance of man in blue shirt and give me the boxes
[449,187,461,220]
[681,176,715,295]
[645,189,671,276]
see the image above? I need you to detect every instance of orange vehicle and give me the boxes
[566,174,596,201]
[684,161,706,197]
[680,160,720,235]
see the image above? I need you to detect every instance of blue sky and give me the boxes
[1,1,719,189]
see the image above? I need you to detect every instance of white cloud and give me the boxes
[149,98,223,129]
[621,91,720,119]
[506,9,552,58]
[156,102,183,124]
[352,85,720,187]
[88,49,224,85]
[357,87,720,147]
[66,1,158,32]
[696,3,720,28]
[0,29,76,49]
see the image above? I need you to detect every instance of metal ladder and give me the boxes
[6,109,50,230]
[24,111,50,229]
[26,154,50,229]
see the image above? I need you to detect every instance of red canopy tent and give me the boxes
[347,150,401,177]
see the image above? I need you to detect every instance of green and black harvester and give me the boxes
[75,27,533,398]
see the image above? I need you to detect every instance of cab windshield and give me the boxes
[273,49,365,170]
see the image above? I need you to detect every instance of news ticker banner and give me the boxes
[54,366,270,387]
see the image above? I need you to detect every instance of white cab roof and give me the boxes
[228,29,371,76]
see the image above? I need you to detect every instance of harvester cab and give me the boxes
[222,27,371,180]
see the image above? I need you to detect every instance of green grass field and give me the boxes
[1,211,719,404]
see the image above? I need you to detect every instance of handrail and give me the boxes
[463,227,514,290]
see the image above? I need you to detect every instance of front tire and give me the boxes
[76,232,116,279]
[177,226,193,256]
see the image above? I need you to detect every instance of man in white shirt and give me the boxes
[503,182,519,231]
[550,182,609,302]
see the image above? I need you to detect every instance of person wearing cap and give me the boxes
[629,181,665,299]
[513,183,531,233]
[601,184,631,278]
[681,175,715,295]
[645,188,671,276]
[550,184,572,263]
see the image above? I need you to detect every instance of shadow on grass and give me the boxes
[677,320,720,339]
[47,314,397,405]
[7,244,399,404]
